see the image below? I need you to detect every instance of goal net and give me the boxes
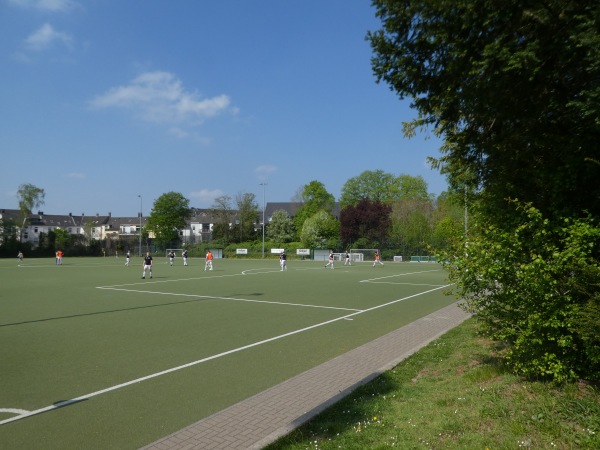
[165,249,184,258]
[349,249,380,263]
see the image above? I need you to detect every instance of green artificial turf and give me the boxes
[0,256,454,449]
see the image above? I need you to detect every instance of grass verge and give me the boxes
[266,318,599,449]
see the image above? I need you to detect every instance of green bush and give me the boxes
[441,202,600,383]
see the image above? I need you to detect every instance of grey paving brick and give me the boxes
[141,302,470,450]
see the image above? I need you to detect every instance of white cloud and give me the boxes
[168,127,189,139]
[255,165,277,176]
[189,189,224,206]
[8,0,77,12]
[24,23,73,51]
[64,172,85,179]
[90,71,236,126]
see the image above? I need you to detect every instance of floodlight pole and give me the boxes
[260,182,267,258]
[138,194,143,256]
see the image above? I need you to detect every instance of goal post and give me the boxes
[165,249,184,258]
[349,249,380,263]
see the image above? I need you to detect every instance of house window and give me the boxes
[34,227,38,233]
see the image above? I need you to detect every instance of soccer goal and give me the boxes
[349,249,380,263]
[165,249,184,258]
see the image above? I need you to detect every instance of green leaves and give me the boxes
[339,170,430,208]
[145,192,191,249]
[16,183,45,241]
[440,202,600,382]
[369,0,600,218]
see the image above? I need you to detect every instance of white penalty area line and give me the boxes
[0,283,451,426]
[95,286,362,313]
[97,268,296,289]
[360,269,441,285]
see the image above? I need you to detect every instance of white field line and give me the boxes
[367,282,448,287]
[97,269,288,289]
[96,287,362,313]
[0,283,451,426]
[359,270,446,287]
[359,269,440,283]
[14,263,124,269]
[0,408,29,415]
[241,268,283,275]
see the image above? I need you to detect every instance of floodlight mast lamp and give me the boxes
[260,182,267,258]
[138,195,142,257]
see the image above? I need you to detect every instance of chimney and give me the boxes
[69,212,72,216]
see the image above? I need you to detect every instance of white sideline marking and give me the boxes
[241,268,283,275]
[13,263,122,269]
[0,284,451,426]
[96,287,362,313]
[0,408,29,415]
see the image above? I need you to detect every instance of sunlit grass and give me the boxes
[266,318,600,449]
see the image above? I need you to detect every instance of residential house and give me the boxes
[1,202,340,248]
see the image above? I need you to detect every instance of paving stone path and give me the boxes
[142,302,471,450]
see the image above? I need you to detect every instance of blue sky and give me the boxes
[1,0,448,217]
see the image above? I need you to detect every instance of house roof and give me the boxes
[105,216,147,228]
[0,209,20,222]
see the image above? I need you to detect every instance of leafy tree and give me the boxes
[16,183,45,242]
[293,181,336,237]
[267,209,295,244]
[396,174,430,202]
[210,195,233,244]
[369,0,600,380]
[339,170,397,207]
[388,198,433,257]
[430,193,465,252]
[340,171,430,207]
[369,0,600,219]
[340,198,391,248]
[146,192,191,249]
[53,228,70,251]
[300,210,340,249]
[234,192,259,243]
[82,220,95,244]
[0,217,20,257]
[41,230,56,254]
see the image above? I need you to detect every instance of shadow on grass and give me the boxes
[0,296,228,328]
